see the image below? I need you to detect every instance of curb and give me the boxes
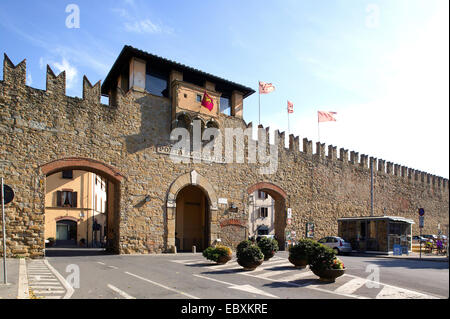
[17,258,30,299]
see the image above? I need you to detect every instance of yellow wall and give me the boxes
[45,170,107,245]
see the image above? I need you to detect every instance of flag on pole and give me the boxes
[318,111,337,122]
[287,101,294,113]
[259,81,275,94]
[201,91,214,111]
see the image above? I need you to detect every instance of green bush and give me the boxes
[238,245,264,263]
[202,245,232,262]
[289,239,319,261]
[257,237,279,259]
[236,240,254,259]
[309,243,337,271]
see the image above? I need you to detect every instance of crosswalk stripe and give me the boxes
[375,285,435,299]
[250,261,292,272]
[334,278,367,295]
[277,270,315,282]
[252,268,294,279]
[32,290,66,294]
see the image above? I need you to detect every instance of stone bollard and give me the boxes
[192,245,196,254]
[173,245,177,254]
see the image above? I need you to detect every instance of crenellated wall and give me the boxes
[0,53,448,257]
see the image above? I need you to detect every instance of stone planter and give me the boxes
[288,256,309,269]
[311,268,346,282]
[237,258,263,271]
[217,255,232,265]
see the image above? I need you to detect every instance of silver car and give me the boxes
[318,236,352,255]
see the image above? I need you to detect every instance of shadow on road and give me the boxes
[45,247,111,257]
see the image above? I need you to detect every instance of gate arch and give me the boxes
[41,157,123,254]
[166,170,218,251]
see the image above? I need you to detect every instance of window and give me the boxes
[220,95,231,116]
[258,191,268,199]
[259,207,268,218]
[56,190,77,208]
[62,170,73,179]
[196,94,202,102]
[145,65,169,97]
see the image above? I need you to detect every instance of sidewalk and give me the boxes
[0,258,19,299]
[351,251,449,262]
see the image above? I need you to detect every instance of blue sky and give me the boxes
[0,0,448,178]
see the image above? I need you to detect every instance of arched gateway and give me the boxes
[166,170,218,252]
[41,157,124,253]
[247,182,288,250]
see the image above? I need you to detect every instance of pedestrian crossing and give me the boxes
[170,256,439,299]
[27,260,67,299]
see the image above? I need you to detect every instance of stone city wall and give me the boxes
[0,54,448,257]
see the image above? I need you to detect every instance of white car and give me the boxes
[318,236,352,255]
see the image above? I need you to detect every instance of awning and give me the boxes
[338,216,415,224]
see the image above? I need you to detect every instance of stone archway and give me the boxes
[166,170,218,251]
[40,157,124,254]
[247,182,288,250]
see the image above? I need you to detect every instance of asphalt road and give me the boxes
[42,250,449,300]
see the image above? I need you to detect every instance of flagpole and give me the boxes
[287,109,290,136]
[258,80,261,125]
[317,113,320,142]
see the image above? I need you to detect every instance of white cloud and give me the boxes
[124,19,162,34]
[52,58,78,89]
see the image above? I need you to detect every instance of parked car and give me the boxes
[413,235,427,242]
[422,234,438,241]
[318,236,352,255]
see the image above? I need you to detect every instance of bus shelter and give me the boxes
[338,216,414,254]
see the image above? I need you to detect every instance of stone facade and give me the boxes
[0,51,448,258]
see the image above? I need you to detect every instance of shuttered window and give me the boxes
[56,190,78,208]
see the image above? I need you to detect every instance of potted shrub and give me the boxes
[288,239,318,268]
[257,237,279,261]
[202,245,232,264]
[236,240,264,270]
[309,244,345,282]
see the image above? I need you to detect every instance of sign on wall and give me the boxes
[306,222,315,238]
[287,208,292,219]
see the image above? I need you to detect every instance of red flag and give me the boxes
[201,91,214,111]
[318,111,337,122]
[259,81,275,94]
[287,101,294,113]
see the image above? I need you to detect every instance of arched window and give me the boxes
[176,113,191,130]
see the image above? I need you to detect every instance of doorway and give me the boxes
[175,185,210,252]
[56,220,77,246]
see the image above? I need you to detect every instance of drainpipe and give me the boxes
[370,160,374,217]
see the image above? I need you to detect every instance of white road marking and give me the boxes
[375,285,436,299]
[107,284,136,299]
[44,259,74,299]
[107,265,119,269]
[125,271,200,299]
[344,274,439,299]
[334,278,367,295]
[193,274,279,298]
[275,270,315,282]
[97,262,106,265]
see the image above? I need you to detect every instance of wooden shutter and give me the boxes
[72,192,78,208]
[56,191,62,207]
